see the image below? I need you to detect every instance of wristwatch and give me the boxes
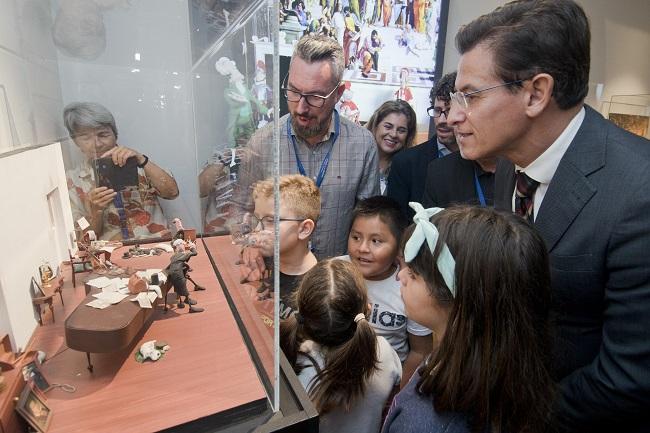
[138,154,149,168]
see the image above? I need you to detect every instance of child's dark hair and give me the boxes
[350,196,408,245]
[280,259,379,413]
[401,206,555,433]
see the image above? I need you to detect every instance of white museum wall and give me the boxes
[0,144,74,350]
[55,0,202,230]
[0,0,72,350]
[442,0,650,110]
[0,0,67,152]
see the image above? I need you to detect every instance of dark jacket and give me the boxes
[495,105,650,433]
[422,151,494,208]
[387,136,439,220]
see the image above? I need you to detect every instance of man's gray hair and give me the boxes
[63,102,118,138]
[292,34,344,86]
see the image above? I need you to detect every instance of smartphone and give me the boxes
[93,157,139,191]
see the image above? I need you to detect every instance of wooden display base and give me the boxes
[20,242,266,433]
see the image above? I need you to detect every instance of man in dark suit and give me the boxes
[387,71,457,219]
[449,1,650,432]
[421,152,495,208]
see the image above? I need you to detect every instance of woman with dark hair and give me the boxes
[281,259,402,433]
[383,204,555,433]
[366,100,416,194]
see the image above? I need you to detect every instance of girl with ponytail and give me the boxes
[281,259,402,433]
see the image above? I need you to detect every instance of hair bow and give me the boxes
[404,202,456,297]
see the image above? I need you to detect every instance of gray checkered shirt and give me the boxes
[232,112,380,258]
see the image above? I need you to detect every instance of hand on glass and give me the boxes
[239,246,268,283]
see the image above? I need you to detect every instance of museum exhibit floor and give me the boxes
[26,241,267,433]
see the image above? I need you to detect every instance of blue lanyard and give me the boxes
[113,192,130,239]
[287,111,340,188]
[473,167,487,207]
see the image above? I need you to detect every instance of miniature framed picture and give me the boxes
[22,355,51,393]
[15,383,53,432]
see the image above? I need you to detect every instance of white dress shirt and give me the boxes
[512,107,585,221]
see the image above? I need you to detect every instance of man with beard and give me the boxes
[387,71,457,219]
[232,34,379,262]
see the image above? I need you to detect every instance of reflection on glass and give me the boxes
[63,102,179,241]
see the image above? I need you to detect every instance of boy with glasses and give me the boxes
[241,175,320,321]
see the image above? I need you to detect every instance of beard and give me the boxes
[291,108,333,140]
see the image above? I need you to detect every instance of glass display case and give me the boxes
[0,0,316,431]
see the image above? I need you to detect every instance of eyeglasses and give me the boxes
[251,215,304,231]
[427,106,450,118]
[449,80,525,110]
[281,75,341,108]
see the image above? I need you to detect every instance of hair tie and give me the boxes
[354,313,366,323]
[404,202,456,297]
[295,312,304,324]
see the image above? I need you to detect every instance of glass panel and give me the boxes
[3,0,279,422]
[192,0,280,410]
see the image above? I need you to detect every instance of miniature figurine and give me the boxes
[165,239,204,312]
[250,61,273,129]
[135,340,170,362]
[215,56,270,147]
[171,217,185,241]
[337,81,361,124]
[394,67,416,110]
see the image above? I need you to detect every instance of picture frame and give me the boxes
[21,354,51,393]
[15,383,53,432]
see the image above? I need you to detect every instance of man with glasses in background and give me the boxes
[448,1,650,432]
[232,34,379,272]
[387,71,458,219]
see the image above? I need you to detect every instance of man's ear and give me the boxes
[524,73,554,118]
[298,219,315,240]
[336,82,345,99]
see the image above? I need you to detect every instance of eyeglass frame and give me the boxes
[427,106,450,118]
[280,74,341,108]
[250,214,305,231]
[449,79,526,110]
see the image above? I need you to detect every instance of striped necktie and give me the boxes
[515,171,540,223]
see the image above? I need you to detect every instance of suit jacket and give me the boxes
[387,136,438,220]
[422,151,494,208]
[495,105,650,433]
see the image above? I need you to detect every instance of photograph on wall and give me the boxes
[279,0,448,130]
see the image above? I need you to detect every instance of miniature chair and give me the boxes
[30,278,56,326]
[69,244,93,287]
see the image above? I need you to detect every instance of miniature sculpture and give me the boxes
[250,61,273,128]
[165,239,205,312]
[171,217,185,242]
[394,67,416,110]
[337,81,360,124]
[135,340,170,363]
[215,56,270,147]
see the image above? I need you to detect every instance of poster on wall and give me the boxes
[278,0,449,131]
